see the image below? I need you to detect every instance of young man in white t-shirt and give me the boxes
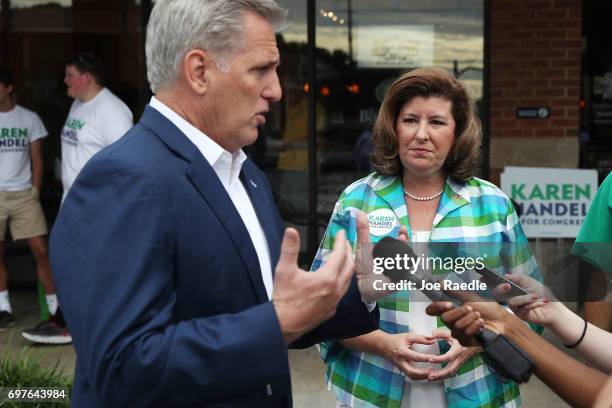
[0,67,71,344]
[60,53,133,200]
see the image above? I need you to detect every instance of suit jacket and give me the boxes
[50,106,377,407]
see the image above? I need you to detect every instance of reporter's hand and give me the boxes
[426,289,511,343]
[355,211,408,302]
[490,274,560,327]
[273,228,354,345]
[426,328,481,381]
[379,332,438,380]
[425,304,485,347]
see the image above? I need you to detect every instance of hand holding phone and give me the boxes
[472,267,530,302]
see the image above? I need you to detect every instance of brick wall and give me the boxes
[489,0,582,183]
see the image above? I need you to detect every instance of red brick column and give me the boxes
[489,0,582,184]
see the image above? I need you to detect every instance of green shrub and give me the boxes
[0,335,72,407]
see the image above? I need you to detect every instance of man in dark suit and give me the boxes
[49,0,377,406]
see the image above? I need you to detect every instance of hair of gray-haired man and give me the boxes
[145,0,285,94]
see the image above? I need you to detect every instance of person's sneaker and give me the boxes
[0,311,15,332]
[22,311,71,345]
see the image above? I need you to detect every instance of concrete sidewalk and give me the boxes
[1,289,569,407]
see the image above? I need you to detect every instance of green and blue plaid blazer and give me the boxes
[311,173,542,408]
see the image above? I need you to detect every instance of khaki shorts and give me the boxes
[0,187,48,241]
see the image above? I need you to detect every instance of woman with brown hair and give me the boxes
[311,67,542,407]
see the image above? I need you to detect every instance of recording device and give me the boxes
[476,327,534,383]
[372,237,535,383]
[472,265,530,302]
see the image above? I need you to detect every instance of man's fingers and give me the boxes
[322,231,353,301]
[356,211,370,244]
[334,229,347,250]
[337,240,355,291]
[322,230,348,276]
[277,228,300,271]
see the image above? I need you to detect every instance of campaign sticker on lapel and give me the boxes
[367,208,398,236]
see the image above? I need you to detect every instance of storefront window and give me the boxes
[315,0,483,218]
[1,0,484,257]
[9,0,71,33]
[261,0,484,257]
[256,0,312,254]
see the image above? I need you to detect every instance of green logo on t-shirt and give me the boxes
[0,128,28,150]
[65,118,85,131]
[0,127,28,138]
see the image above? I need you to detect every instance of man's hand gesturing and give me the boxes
[272,228,354,345]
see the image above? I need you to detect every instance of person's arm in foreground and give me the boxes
[594,376,612,408]
[426,299,609,408]
[490,273,612,373]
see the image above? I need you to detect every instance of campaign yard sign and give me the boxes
[500,166,598,238]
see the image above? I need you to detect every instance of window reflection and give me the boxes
[2,0,486,256]
[313,0,484,219]
[9,0,72,32]
[10,0,70,6]
[259,0,483,254]
[255,0,312,251]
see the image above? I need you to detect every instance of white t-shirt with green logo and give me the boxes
[60,87,133,198]
[0,105,48,191]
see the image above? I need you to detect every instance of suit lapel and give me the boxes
[240,164,281,279]
[187,157,268,302]
[140,106,269,303]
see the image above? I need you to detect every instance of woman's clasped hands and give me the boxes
[380,328,479,382]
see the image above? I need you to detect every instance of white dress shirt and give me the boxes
[149,97,274,299]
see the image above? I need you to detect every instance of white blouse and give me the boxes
[401,230,447,408]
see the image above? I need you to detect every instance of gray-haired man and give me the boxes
[50,1,377,406]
